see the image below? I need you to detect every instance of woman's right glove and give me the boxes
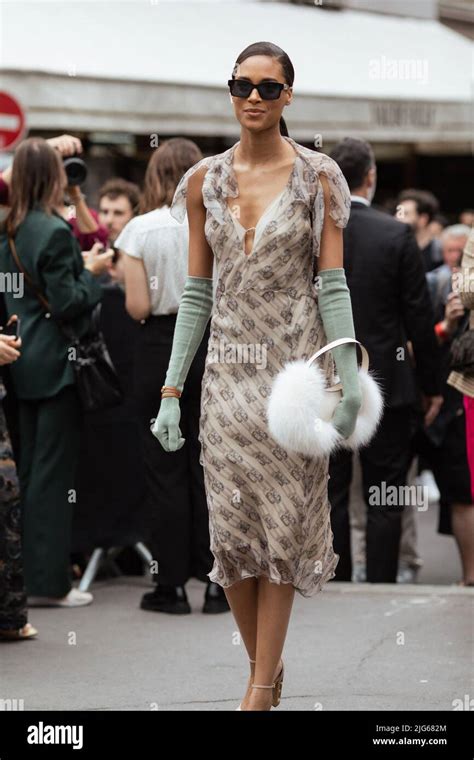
[151,275,213,452]
[153,397,185,451]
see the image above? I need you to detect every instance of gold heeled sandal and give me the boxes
[252,660,284,708]
[236,659,285,710]
[236,658,256,711]
[273,660,284,706]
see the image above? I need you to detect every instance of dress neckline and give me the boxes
[225,135,299,235]
[230,186,285,233]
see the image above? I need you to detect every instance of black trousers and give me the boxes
[18,385,81,597]
[328,406,415,583]
[133,314,213,587]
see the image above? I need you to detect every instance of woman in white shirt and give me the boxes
[116,139,228,615]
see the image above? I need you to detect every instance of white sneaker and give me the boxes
[28,589,93,607]
[352,563,367,583]
[415,470,440,505]
[396,564,420,584]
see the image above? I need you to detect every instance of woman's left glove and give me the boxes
[318,267,362,438]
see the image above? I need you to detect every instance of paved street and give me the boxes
[1,503,472,712]
[1,579,471,711]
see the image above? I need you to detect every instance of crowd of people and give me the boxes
[0,132,472,640]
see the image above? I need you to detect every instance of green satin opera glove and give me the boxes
[151,275,213,452]
[317,267,362,439]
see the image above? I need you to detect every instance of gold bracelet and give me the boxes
[161,385,182,399]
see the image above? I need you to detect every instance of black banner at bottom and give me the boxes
[0,709,472,757]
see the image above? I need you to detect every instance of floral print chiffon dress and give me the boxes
[170,135,351,597]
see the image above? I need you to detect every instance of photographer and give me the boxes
[1,133,110,254]
[0,137,104,607]
[57,140,109,250]
[1,134,79,205]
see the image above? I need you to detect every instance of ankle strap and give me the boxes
[252,683,274,689]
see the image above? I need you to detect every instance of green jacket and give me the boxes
[0,210,102,400]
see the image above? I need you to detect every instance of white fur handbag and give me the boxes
[267,337,384,458]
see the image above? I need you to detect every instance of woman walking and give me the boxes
[152,42,361,709]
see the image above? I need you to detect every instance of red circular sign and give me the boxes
[0,92,26,151]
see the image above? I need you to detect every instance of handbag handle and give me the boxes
[8,235,52,314]
[306,337,369,393]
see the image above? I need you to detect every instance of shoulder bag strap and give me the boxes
[8,235,52,313]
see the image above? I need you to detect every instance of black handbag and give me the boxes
[8,235,123,412]
[449,311,474,376]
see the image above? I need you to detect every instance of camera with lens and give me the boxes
[63,155,88,186]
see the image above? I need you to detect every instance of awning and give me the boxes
[1,0,472,144]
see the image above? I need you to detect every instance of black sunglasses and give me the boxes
[228,78,290,101]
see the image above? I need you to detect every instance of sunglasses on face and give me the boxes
[228,78,290,101]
